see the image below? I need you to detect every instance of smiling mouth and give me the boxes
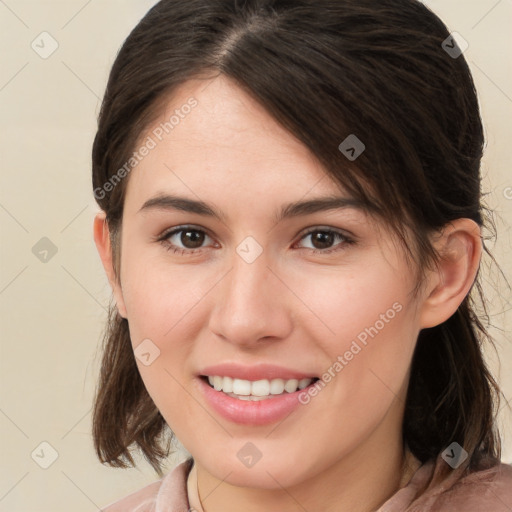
[200,375,320,400]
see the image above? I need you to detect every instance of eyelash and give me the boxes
[156,225,356,256]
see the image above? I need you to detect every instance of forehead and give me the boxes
[123,74,349,211]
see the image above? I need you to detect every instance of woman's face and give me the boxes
[112,75,429,488]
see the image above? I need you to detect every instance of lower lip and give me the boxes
[197,377,317,426]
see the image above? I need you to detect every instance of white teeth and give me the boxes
[206,375,315,398]
[251,379,270,396]
[284,379,299,393]
[212,376,222,391]
[298,378,311,390]
[269,378,285,394]
[222,376,233,393]
[232,378,252,395]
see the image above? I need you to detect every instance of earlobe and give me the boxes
[93,212,128,319]
[419,219,482,329]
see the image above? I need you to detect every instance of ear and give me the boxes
[419,219,482,329]
[93,212,128,318]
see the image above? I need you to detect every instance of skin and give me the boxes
[94,74,482,512]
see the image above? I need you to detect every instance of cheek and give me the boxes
[292,263,418,407]
[288,259,414,346]
[118,251,221,417]
[120,252,209,343]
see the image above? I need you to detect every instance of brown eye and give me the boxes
[159,226,214,254]
[180,229,205,249]
[297,228,354,254]
[310,231,336,249]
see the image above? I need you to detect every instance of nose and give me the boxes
[208,248,294,348]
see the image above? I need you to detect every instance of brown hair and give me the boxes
[92,0,502,478]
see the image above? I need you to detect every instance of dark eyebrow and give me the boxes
[277,196,369,221]
[138,194,369,222]
[139,195,225,221]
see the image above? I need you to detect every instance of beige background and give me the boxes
[0,0,510,510]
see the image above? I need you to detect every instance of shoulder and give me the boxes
[448,462,512,504]
[102,458,194,512]
[103,479,162,512]
[424,461,512,511]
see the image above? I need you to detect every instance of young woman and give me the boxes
[91,0,512,510]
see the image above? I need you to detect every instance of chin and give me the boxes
[199,449,311,490]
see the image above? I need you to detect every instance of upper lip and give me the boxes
[199,363,318,381]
